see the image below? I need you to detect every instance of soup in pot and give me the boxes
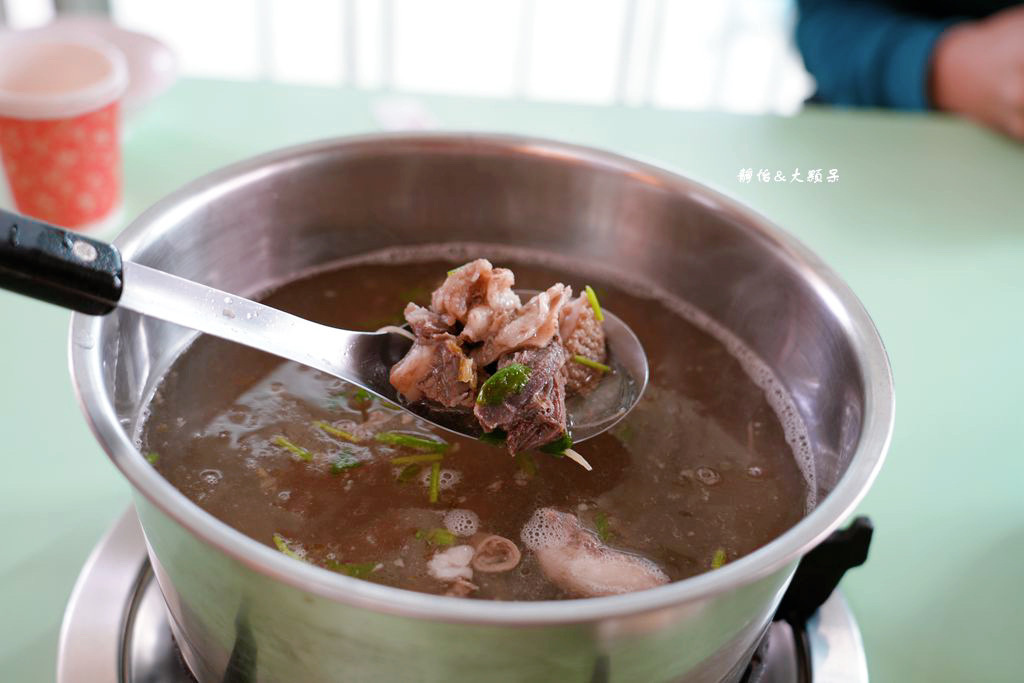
[139,245,812,600]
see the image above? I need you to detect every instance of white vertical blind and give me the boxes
[4,0,814,114]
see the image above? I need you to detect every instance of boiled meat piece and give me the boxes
[430,258,520,341]
[473,284,571,366]
[559,294,607,394]
[389,304,477,407]
[521,508,669,598]
[474,343,568,453]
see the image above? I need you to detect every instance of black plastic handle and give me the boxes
[774,516,873,625]
[0,208,123,315]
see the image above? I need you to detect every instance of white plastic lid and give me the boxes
[0,36,128,120]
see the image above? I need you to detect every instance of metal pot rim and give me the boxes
[69,132,894,625]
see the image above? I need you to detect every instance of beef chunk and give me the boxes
[474,343,568,453]
[389,304,477,407]
[559,294,607,394]
[430,259,520,341]
[473,284,571,366]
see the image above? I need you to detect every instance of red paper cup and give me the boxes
[0,37,128,230]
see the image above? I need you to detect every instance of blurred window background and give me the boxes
[1,0,814,114]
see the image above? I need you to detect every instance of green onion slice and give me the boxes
[327,560,377,578]
[478,429,508,445]
[594,511,612,543]
[571,354,611,373]
[584,285,605,322]
[272,533,304,560]
[711,548,727,569]
[390,453,445,465]
[415,528,456,546]
[273,436,314,461]
[145,452,159,465]
[396,463,422,483]
[375,432,449,453]
[515,452,537,477]
[539,432,573,455]
[428,461,441,503]
[314,421,360,443]
[476,363,531,406]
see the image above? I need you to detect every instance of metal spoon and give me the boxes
[0,209,648,444]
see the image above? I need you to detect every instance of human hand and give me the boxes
[931,6,1024,140]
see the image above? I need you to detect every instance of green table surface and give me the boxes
[2,79,1022,682]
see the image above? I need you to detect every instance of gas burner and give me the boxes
[58,509,869,682]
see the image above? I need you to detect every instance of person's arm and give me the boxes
[796,0,961,110]
[931,6,1024,140]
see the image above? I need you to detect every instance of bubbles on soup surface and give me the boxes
[443,509,480,537]
[421,468,461,490]
[520,508,574,551]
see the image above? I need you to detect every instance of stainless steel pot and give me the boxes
[69,134,893,683]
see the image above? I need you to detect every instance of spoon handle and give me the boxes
[0,208,124,314]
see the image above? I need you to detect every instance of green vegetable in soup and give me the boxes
[515,452,537,477]
[375,432,449,453]
[390,453,445,465]
[711,548,727,569]
[476,363,531,406]
[428,461,441,503]
[145,452,159,465]
[315,421,360,443]
[539,432,573,455]
[272,533,304,560]
[415,528,456,546]
[594,511,612,543]
[273,436,314,462]
[396,463,422,483]
[478,429,507,445]
[584,285,605,322]
[327,560,377,578]
[571,354,611,373]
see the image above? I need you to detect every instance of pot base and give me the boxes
[58,508,868,683]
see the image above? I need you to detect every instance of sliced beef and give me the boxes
[389,304,477,408]
[560,294,608,394]
[430,259,520,340]
[474,343,568,453]
[474,284,571,366]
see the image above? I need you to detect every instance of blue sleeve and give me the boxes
[796,0,963,110]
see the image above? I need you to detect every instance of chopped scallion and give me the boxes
[571,354,611,373]
[390,453,445,465]
[415,528,456,546]
[539,432,573,454]
[711,548,727,569]
[314,421,360,443]
[375,432,449,453]
[428,461,441,503]
[397,463,422,483]
[145,452,159,465]
[515,452,537,477]
[594,511,612,543]
[327,560,377,578]
[478,429,507,446]
[273,436,313,461]
[352,388,372,409]
[476,363,531,406]
[272,533,304,561]
[584,285,605,322]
